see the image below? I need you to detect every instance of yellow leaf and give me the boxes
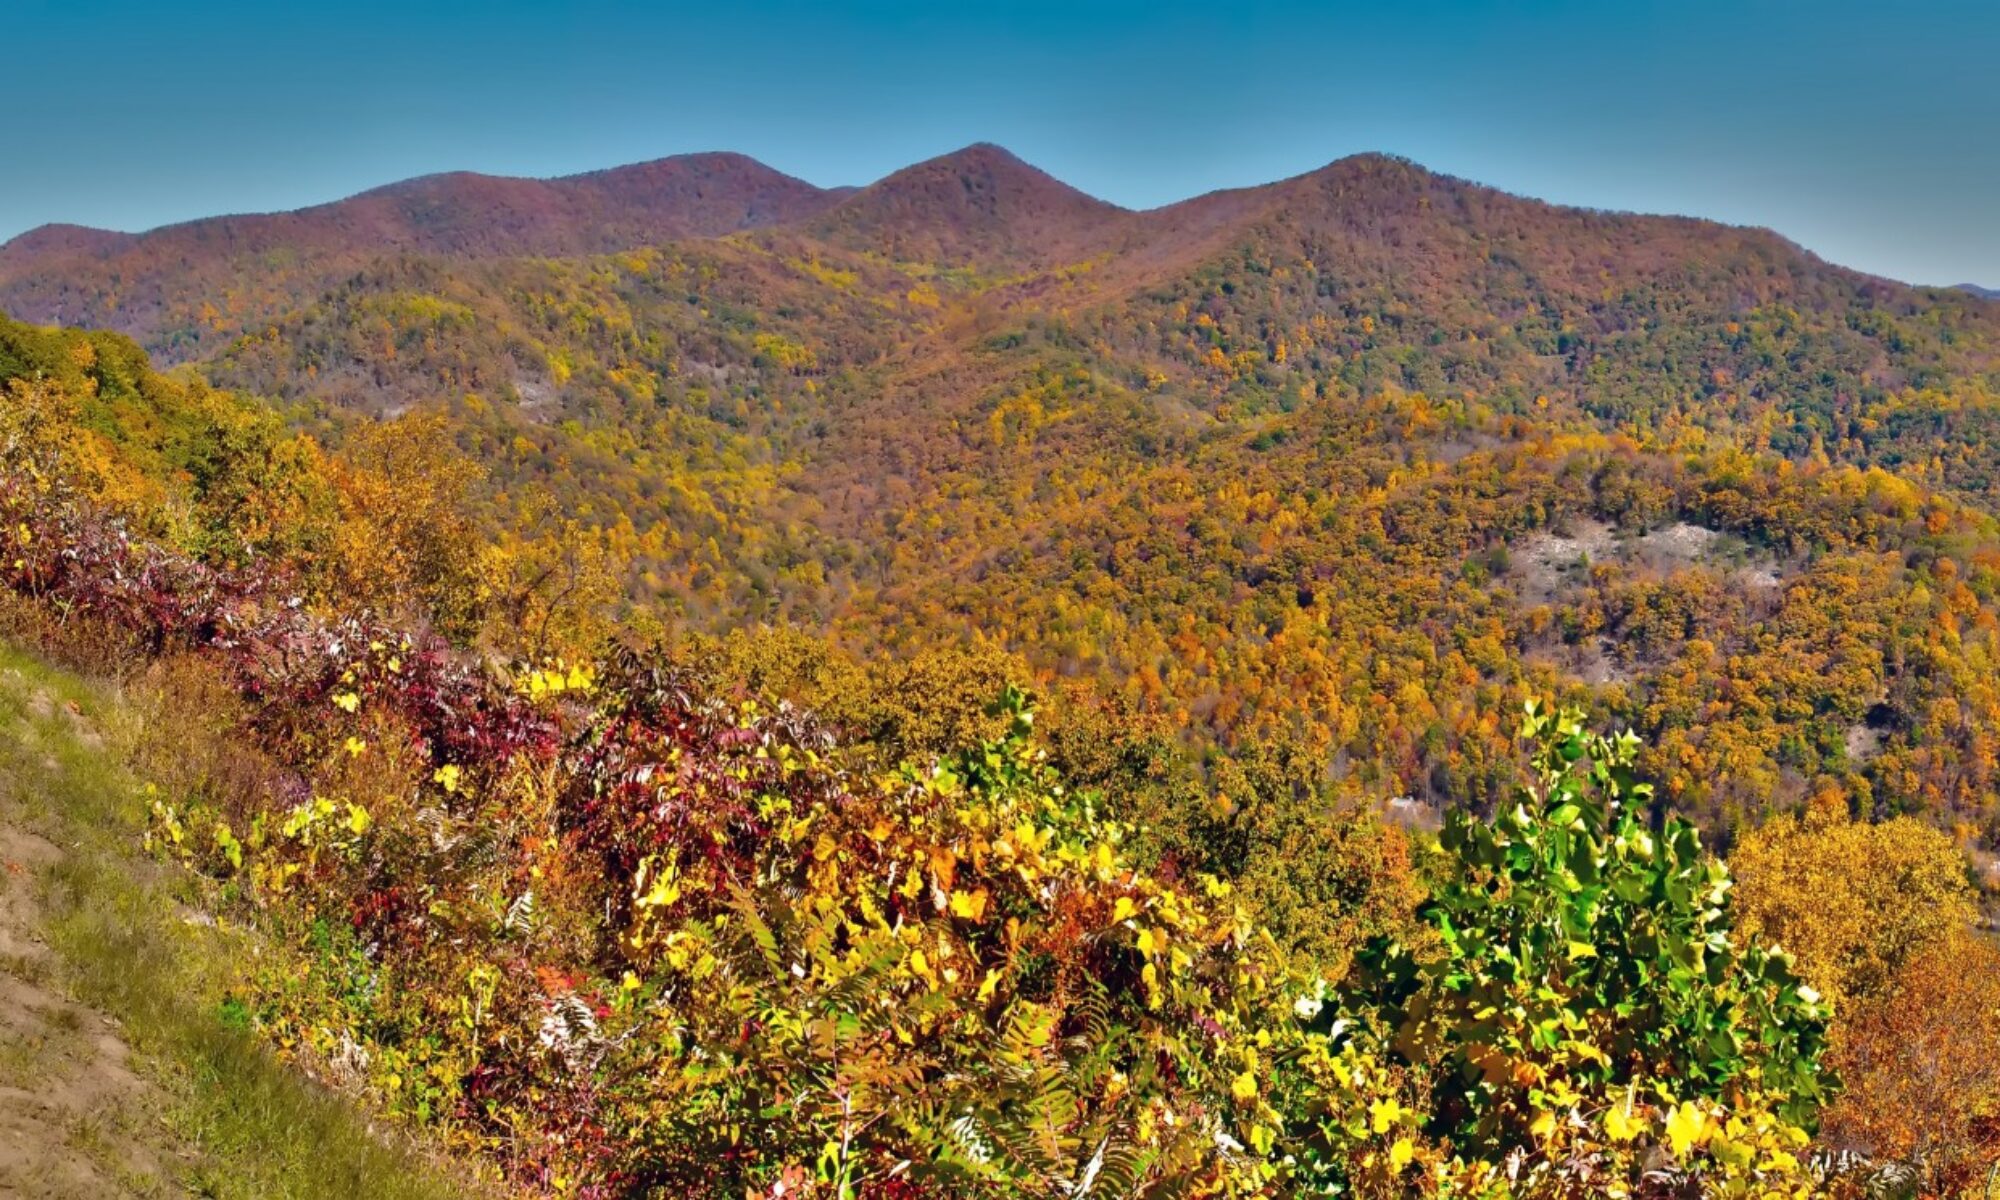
[1231,1071,1257,1103]
[1113,896,1137,923]
[1388,1137,1414,1171]
[1369,1098,1405,1134]
[1665,1101,1710,1158]
[1530,1109,1557,1141]
[332,691,360,713]
[949,889,988,922]
[1604,1088,1642,1142]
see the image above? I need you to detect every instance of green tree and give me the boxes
[1282,702,1833,1194]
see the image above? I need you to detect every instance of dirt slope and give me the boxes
[0,677,187,1197]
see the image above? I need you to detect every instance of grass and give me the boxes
[0,640,476,1200]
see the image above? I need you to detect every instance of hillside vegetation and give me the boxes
[4,147,2000,1194]
[8,148,2000,842]
[0,641,475,1198]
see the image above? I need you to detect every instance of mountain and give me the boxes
[6,145,1965,359]
[1961,283,2000,300]
[8,145,2000,834]
[0,152,845,347]
[804,142,1131,267]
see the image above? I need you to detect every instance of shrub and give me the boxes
[1277,701,1832,1196]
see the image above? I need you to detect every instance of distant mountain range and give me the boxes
[2,151,844,264]
[1961,283,2000,300]
[5,144,1970,359]
[7,141,2000,824]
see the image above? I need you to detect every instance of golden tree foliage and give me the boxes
[472,489,626,657]
[325,412,488,636]
[1731,787,1977,1013]
[1821,927,2000,1193]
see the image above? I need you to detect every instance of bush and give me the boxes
[1276,701,1832,1196]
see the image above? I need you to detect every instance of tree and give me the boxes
[327,412,488,639]
[1730,786,1976,1012]
[1822,927,2000,1193]
[1199,734,1424,983]
[1279,701,1832,1196]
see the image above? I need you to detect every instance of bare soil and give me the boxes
[0,690,187,1198]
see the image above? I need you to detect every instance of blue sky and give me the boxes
[5,0,1996,285]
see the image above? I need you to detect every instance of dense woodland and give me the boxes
[4,146,2000,1194]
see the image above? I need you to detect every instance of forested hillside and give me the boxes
[9,147,2000,842]
[6,145,2000,1195]
[5,310,1994,1197]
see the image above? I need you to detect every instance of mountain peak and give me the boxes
[1282,151,1450,200]
[865,142,1120,210]
[910,142,1048,178]
[558,150,825,193]
[337,151,839,243]
[1312,150,1428,175]
[809,143,1126,266]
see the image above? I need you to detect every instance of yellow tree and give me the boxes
[1730,785,1976,1012]
[327,412,488,639]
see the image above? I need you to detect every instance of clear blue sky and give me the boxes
[5,0,1996,285]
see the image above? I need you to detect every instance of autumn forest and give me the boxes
[2,140,1999,1197]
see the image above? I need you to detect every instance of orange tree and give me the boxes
[1732,791,2000,1190]
[1823,926,2000,1194]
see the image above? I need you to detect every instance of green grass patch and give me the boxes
[0,642,474,1200]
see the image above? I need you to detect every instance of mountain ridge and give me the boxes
[1,150,845,265]
[9,142,1950,373]
[3,144,1888,282]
